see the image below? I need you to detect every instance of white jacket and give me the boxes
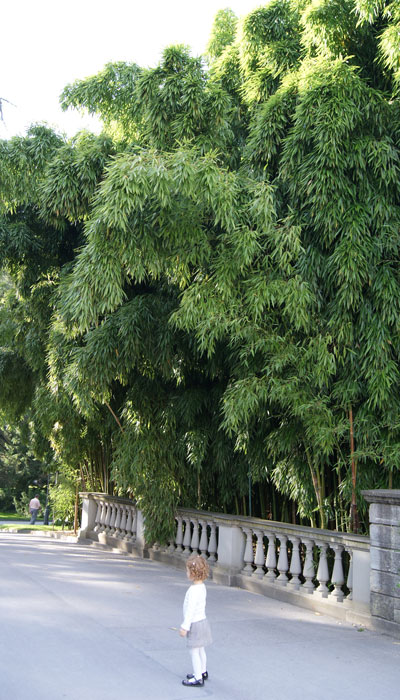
[181,583,207,631]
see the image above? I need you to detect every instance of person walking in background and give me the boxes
[29,495,41,524]
[179,554,212,687]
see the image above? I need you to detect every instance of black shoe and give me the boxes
[186,672,208,681]
[182,677,204,687]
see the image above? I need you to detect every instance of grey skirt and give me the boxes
[187,618,212,648]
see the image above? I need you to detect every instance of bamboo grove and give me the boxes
[1,1,400,540]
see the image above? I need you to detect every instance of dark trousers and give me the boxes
[30,509,39,524]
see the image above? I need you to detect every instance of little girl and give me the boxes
[179,554,212,687]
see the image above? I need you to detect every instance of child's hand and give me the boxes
[179,628,187,637]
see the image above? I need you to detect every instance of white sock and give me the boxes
[199,647,207,674]
[190,647,203,680]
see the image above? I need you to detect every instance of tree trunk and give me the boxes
[349,405,359,533]
[292,500,297,525]
[272,487,277,521]
[197,471,201,509]
[305,447,326,529]
[259,482,267,520]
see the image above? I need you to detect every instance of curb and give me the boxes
[0,528,78,542]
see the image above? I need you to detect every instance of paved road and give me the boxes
[0,533,399,700]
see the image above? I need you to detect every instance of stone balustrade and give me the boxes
[154,508,370,626]
[78,491,400,636]
[79,492,145,555]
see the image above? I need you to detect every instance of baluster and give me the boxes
[345,548,353,601]
[167,521,177,553]
[253,530,265,578]
[275,534,289,585]
[301,538,316,593]
[167,537,176,553]
[112,503,121,537]
[315,541,330,597]
[124,507,133,541]
[130,507,137,541]
[330,544,345,601]
[175,516,184,553]
[113,504,122,537]
[99,501,107,532]
[190,518,200,554]
[119,505,127,538]
[182,518,192,557]
[108,503,118,537]
[207,521,217,562]
[242,528,254,575]
[199,520,208,558]
[104,502,112,532]
[288,536,302,590]
[264,531,277,582]
[119,505,128,540]
[93,501,102,533]
[98,501,106,532]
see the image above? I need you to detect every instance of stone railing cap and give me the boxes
[80,492,108,498]
[362,489,400,506]
[80,492,136,506]
[177,506,369,548]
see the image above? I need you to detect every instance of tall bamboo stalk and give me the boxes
[349,405,359,533]
[305,447,326,528]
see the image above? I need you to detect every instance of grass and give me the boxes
[0,512,75,533]
[0,523,68,532]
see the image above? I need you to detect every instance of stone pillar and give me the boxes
[135,509,147,557]
[78,493,102,540]
[363,490,400,637]
[213,524,245,585]
[351,548,371,606]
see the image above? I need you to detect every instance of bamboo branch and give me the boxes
[105,401,124,433]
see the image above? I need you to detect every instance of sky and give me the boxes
[1,0,261,139]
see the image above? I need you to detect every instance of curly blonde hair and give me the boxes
[186,554,209,581]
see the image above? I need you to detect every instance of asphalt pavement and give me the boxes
[0,532,399,700]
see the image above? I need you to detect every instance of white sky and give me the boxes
[1,0,260,139]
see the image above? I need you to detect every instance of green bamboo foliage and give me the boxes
[206,8,238,60]
[2,2,400,540]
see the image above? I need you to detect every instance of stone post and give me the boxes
[213,524,245,585]
[362,490,400,637]
[135,509,147,557]
[78,493,103,540]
